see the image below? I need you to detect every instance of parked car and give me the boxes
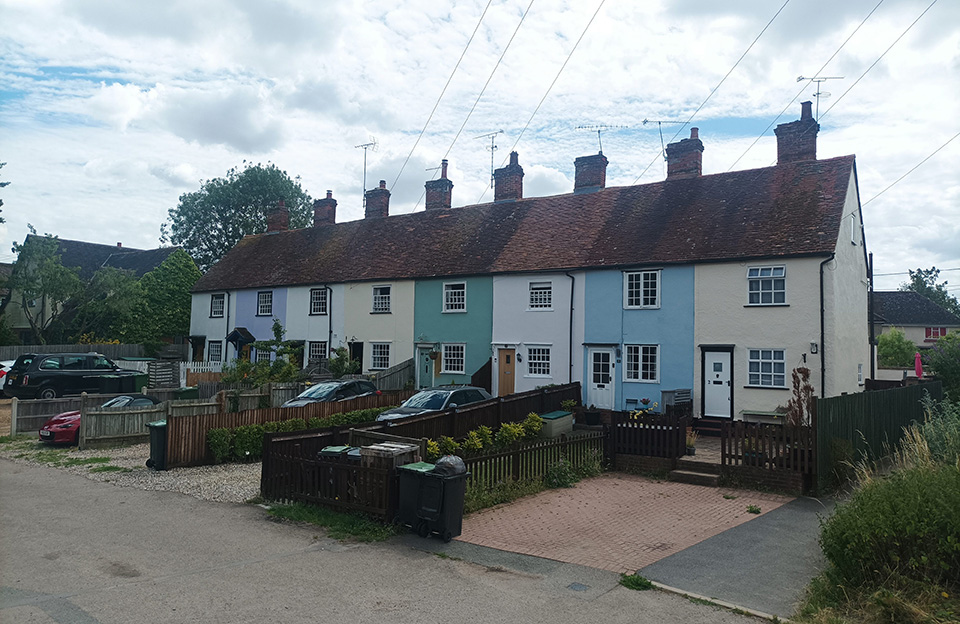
[39,394,161,445]
[281,379,381,408]
[376,386,492,422]
[0,360,15,381]
[3,353,137,399]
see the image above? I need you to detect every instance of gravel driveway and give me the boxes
[0,438,260,503]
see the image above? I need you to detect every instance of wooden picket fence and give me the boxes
[464,431,606,490]
[721,421,815,473]
[612,411,690,459]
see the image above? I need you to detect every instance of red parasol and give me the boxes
[915,352,924,379]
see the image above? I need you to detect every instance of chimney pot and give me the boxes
[665,130,704,179]
[494,151,524,202]
[313,190,337,227]
[117,242,122,247]
[379,180,386,189]
[774,101,819,164]
[574,152,609,193]
[425,160,454,211]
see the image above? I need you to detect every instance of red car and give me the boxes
[39,395,160,445]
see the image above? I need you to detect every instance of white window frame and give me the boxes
[747,266,786,306]
[747,348,787,388]
[207,340,222,362]
[255,348,272,363]
[858,363,864,386]
[307,341,327,362]
[925,327,948,341]
[257,291,273,316]
[441,343,466,375]
[309,288,328,315]
[528,281,553,310]
[624,344,659,383]
[525,345,551,377]
[623,270,661,309]
[370,342,391,370]
[210,294,225,318]
[372,285,391,313]
[850,214,858,245]
[442,282,467,313]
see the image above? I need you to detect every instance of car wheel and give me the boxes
[39,387,58,399]
[73,430,80,446]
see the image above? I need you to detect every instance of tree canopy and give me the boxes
[161,162,313,271]
[877,327,916,368]
[900,267,960,317]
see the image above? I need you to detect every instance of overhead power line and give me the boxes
[862,130,960,206]
[874,268,960,277]
[475,0,608,203]
[390,0,494,192]
[632,0,791,185]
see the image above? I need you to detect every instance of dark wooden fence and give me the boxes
[612,411,690,459]
[464,431,606,490]
[260,432,397,519]
[0,344,144,360]
[721,421,815,473]
[166,390,415,468]
[815,381,942,492]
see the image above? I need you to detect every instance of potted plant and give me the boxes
[685,430,699,456]
[742,437,766,467]
[582,404,601,426]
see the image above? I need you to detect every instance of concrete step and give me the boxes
[668,469,720,488]
[676,458,721,475]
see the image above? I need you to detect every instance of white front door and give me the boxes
[587,348,615,410]
[703,350,732,418]
[417,347,434,389]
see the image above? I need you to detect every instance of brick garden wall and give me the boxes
[615,454,677,474]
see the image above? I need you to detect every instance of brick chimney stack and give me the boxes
[424,159,454,211]
[266,199,289,232]
[574,152,608,193]
[364,180,390,219]
[313,190,337,226]
[774,101,819,164]
[493,151,524,202]
[665,128,704,179]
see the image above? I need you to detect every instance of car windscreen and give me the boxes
[101,396,133,408]
[401,391,449,410]
[298,383,340,400]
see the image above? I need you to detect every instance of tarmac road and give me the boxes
[0,458,757,624]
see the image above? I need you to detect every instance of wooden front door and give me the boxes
[498,348,515,396]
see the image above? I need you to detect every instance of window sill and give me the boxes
[370,311,392,315]
[308,312,328,317]
[209,315,224,319]
[623,306,661,311]
[744,304,789,308]
[441,370,465,376]
[623,379,659,384]
[442,310,467,314]
[524,374,552,379]
[743,385,789,390]
[255,313,273,317]
[526,308,554,312]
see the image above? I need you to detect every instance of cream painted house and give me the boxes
[342,280,415,375]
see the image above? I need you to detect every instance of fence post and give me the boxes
[9,397,17,436]
[512,446,521,480]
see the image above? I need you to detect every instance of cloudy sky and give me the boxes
[2,0,958,291]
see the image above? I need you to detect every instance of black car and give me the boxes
[3,353,136,399]
[376,386,492,422]
[281,379,381,408]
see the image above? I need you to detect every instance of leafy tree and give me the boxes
[221,319,305,384]
[62,267,143,344]
[7,230,83,344]
[328,346,360,379]
[924,331,960,399]
[900,267,960,317]
[877,327,917,368]
[161,162,313,271]
[132,249,201,349]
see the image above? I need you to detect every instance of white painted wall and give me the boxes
[491,272,585,395]
[284,284,345,361]
[694,257,824,419]
[189,291,236,360]
[342,280,415,374]
[823,172,870,397]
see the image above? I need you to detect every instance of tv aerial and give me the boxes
[641,118,688,163]
[575,124,630,154]
[796,76,843,120]
[355,137,379,208]
[474,130,504,189]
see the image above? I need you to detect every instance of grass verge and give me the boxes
[89,465,132,473]
[266,503,400,542]
[464,478,545,514]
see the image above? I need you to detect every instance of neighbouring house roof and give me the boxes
[193,155,856,293]
[872,291,960,326]
[23,235,178,280]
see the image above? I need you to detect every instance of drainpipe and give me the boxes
[868,252,875,380]
[325,285,334,359]
[819,254,835,398]
[565,272,575,384]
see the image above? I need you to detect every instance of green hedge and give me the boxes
[206,406,396,463]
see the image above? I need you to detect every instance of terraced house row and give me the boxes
[190,103,871,423]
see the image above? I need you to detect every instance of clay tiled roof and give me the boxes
[193,155,856,293]
[873,291,960,326]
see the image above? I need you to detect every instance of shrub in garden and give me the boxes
[231,424,266,461]
[425,439,441,462]
[460,430,484,455]
[438,435,460,456]
[495,422,525,448]
[476,425,493,448]
[917,396,960,464]
[819,462,960,587]
[207,428,233,464]
[544,457,579,488]
[522,412,543,438]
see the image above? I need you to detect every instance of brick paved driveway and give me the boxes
[459,473,794,574]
